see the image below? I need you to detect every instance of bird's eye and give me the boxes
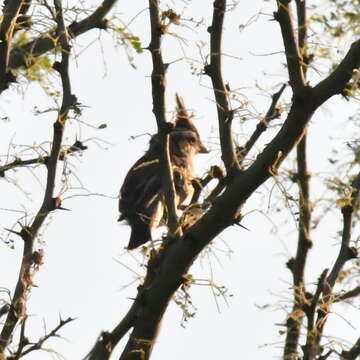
[187,135,196,143]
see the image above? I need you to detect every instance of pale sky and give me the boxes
[1,1,359,359]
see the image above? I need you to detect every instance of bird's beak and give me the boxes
[198,142,209,154]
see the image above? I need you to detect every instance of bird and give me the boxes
[118,93,208,250]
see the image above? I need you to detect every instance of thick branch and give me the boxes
[8,0,118,71]
[313,39,360,106]
[342,338,360,360]
[147,0,179,237]
[85,301,139,360]
[338,285,360,301]
[206,0,239,175]
[274,0,305,93]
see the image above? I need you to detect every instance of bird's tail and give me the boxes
[127,219,152,250]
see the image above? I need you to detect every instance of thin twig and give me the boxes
[19,317,75,357]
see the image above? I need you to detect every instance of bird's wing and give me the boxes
[119,153,162,217]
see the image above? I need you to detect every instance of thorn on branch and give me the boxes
[20,226,32,241]
[49,197,70,211]
[273,11,280,22]
[95,18,109,30]
[53,61,62,72]
[4,228,23,238]
[0,303,10,318]
[286,257,295,272]
[232,213,249,230]
[344,246,358,260]
[225,110,234,124]
[100,331,113,353]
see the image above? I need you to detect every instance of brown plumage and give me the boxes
[118,94,208,250]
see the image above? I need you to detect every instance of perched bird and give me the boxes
[118,94,208,250]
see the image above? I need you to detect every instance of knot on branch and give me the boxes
[20,226,32,242]
[225,110,234,124]
[341,204,353,216]
[53,61,62,72]
[127,349,145,360]
[2,71,17,90]
[95,19,109,30]
[273,11,280,22]
[213,0,225,13]
[100,331,114,353]
[345,246,358,260]
[49,197,70,211]
[204,64,212,76]
[0,303,10,318]
[32,249,45,267]
[286,258,295,273]
[17,14,32,29]
[161,9,181,25]
[210,165,225,179]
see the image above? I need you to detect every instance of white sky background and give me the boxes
[1,0,360,359]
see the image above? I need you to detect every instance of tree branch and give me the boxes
[84,300,139,360]
[341,337,360,360]
[237,83,286,166]
[0,140,87,177]
[284,2,313,356]
[313,39,360,106]
[18,316,74,358]
[0,1,74,355]
[8,0,119,71]
[206,0,239,175]
[0,156,48,177]
[307,172,360,359]
[337,285,360,301]
[274,0,305,93]
[147,0,180,237]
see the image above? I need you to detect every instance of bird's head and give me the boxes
[170,93,208,160]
